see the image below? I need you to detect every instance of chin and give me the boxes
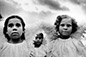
[33,42,42,48]
[11,37,20,39]
[62,33,70,36]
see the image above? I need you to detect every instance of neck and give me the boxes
[9,38,23,44]
[59,35,70,39]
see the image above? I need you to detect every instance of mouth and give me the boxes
[11,32,19,36]
[61,31,69,35]
[10,32,20,38]
[33,41,42,48]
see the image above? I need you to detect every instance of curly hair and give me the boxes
[54,15,78,34]
[3,15,25,41]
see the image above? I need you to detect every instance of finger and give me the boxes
[82,35,85,38]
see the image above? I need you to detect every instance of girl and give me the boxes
[49,15,86,57]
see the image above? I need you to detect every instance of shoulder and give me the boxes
[72,38,86,49]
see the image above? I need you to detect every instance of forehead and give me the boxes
[8,18,22,24]
[61,18,72,24]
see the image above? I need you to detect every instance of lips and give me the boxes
[10,32,20,38]
[11,32,19,36]
[63,31,68,33]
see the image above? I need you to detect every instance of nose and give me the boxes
[13,28,17,31]
[12,26,17,31]
[36,38,40,40]
[63,25,68,30]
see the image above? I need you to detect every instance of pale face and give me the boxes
[6,18,24,39]
[59,18,72,36]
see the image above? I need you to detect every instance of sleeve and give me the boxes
[71,25,86,39]
[74,39,86,57]
[29,49,36,57]
[78,40,86,57]
[26,39,36,57]
[0,41,4,51]
[45,40,56,57]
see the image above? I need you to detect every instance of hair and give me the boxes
[54,15,78,34]
[3,15,25,41]
[36,33,44,39]
[33,33,44,48]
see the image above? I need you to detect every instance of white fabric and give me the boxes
[34,45,47,57]
[51,38,86,57]
[0,40,35,57]
[29,40,48,57]
[81,38,86,47]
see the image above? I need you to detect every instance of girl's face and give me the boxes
[6,18,24,39]
[59,18,72,37]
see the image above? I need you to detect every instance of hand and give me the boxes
[82,31,86,38]
[29,51,36,57]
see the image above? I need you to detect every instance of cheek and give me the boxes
[39,39,42,42]
[18,28,24,34]
[7,27,12,34]
[59,26,63,32]
[68,27,72,33]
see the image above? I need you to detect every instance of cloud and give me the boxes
[0,0,86,42]
[0,0,21,17]
[37,0,69,11]
[69,0,86,5]
[66,0,86,14]
[6,0,69,13]
[69,0,81,4]
[0,0,86,25]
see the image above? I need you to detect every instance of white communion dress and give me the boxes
[51,37,86,57]
[29,39,49,57]
[0,40,35,57]
[34,45,47,57]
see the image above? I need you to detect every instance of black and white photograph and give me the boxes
[0,0,86,57]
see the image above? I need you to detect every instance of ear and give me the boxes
[23,30,25,33]
[6,31,8,34]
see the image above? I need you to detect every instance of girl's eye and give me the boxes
[67,24,72,27]
[60,24,65,27]
[8,23,14,28]
[16,23,21,27]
